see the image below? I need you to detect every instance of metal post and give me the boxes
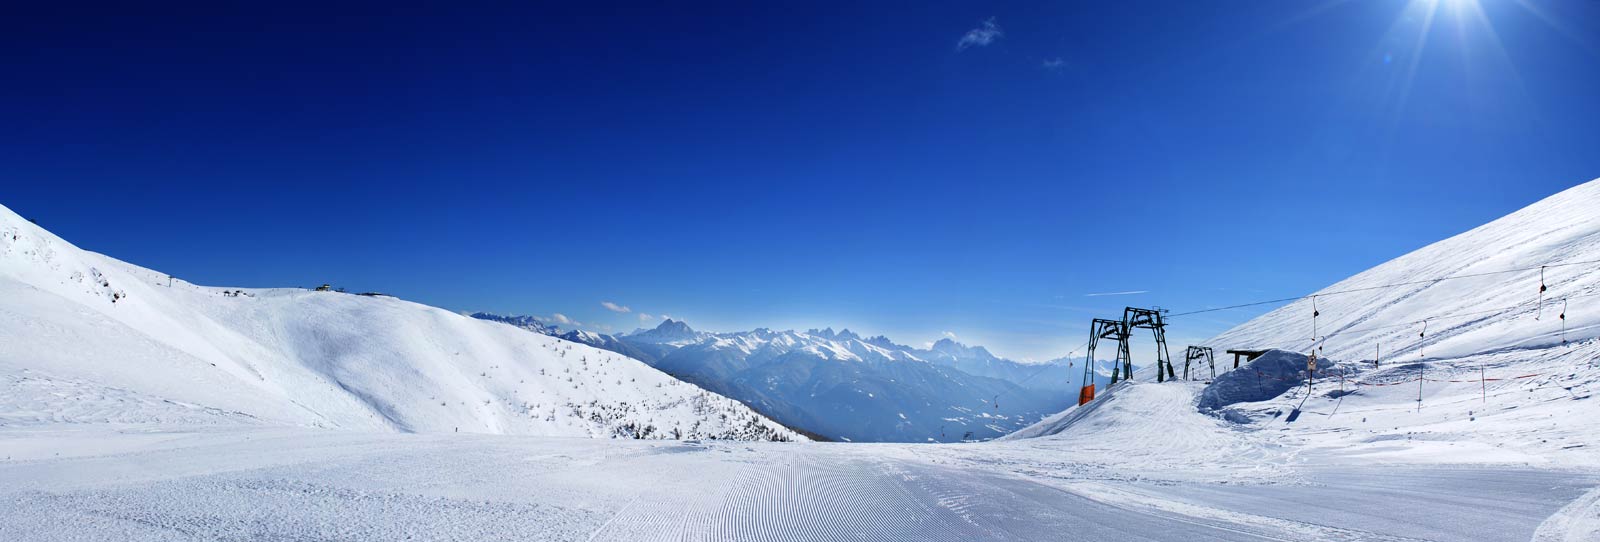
[1417,362,1424,412]
[1124,307,1173,382]
[1307,352,1315,395]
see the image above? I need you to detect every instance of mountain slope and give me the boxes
[470,315,1085,442]
[917,338,1076,391]
[1208,177,1600,361]
[1006,177,1600,466]
[0,203,801,441]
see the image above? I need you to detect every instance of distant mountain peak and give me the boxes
[930,338,995,360]
[657,318,694,333]
[628,318,703,344]
[863,335,901,349]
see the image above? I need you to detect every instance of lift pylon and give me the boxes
[1084,318,1132,394]
[1183,346,1215,381]
[1124,307,1175,382]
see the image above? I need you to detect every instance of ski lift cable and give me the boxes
[1561,297,1569,347]
[987,339,1092,408]
[1419,318,1429,358]
[1349,297,1595,364]
[1538,266,1548,320]
[1186,266,1599,359]
[1297,288,1600,346]
[1311,295,1320,345]
[1165,257,1600,319]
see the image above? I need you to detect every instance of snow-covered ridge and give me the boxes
[0,203,802,441]
[1007,178,1600,468]
[1209,177,1600,362]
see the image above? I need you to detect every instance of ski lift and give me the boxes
[1418,318,1429,358]
[1311,296,1320,344]
[1538,266,1549,320]
[1560,298,1568,347]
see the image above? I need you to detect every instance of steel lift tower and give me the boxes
[1183,346,1215,381]
[1123,307,1175,382]
[1085,318,1132,390]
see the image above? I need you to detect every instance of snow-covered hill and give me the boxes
[1208,179,1600,362]
[1009,178,1600,467]
[0,204,801,441]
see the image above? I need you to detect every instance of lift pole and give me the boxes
[1124,307,1174,382]
[1086,318,1132,388]
[1184,346,1215,381]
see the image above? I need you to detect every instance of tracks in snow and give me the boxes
[586,446,1318,542]
[6,429,1593,541]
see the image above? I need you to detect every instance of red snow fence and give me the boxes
[1078,384,1095,406]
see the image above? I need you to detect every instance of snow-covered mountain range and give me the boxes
[0,204,801,442]
[471,314,1084,442]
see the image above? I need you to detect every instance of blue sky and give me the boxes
[5,2,1599,361]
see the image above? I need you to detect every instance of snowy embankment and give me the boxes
[0,203,799,441]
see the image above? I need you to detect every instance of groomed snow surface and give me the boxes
[3,426,1594,541]
[5,180,1600,540]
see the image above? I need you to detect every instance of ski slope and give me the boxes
[1210,177,1600,362]
[3,427,1594,542]
[982,179,1600,540]
[1186,178,1600,465]
[1014,178,1600,459]
[6,180,1600,541]
[0,203,799,441]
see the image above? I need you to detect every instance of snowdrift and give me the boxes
[0,203,801,441]
[1197,349,1331,411]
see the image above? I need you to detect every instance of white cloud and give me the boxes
[941,331,958,340]
[1042,57,1066,70]
[957,17,1003,51]
[1085,290,1149,297]
[536,313,579,326]
[600,301,631,313]
[638,313,654,322]
[660,314,674,321]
